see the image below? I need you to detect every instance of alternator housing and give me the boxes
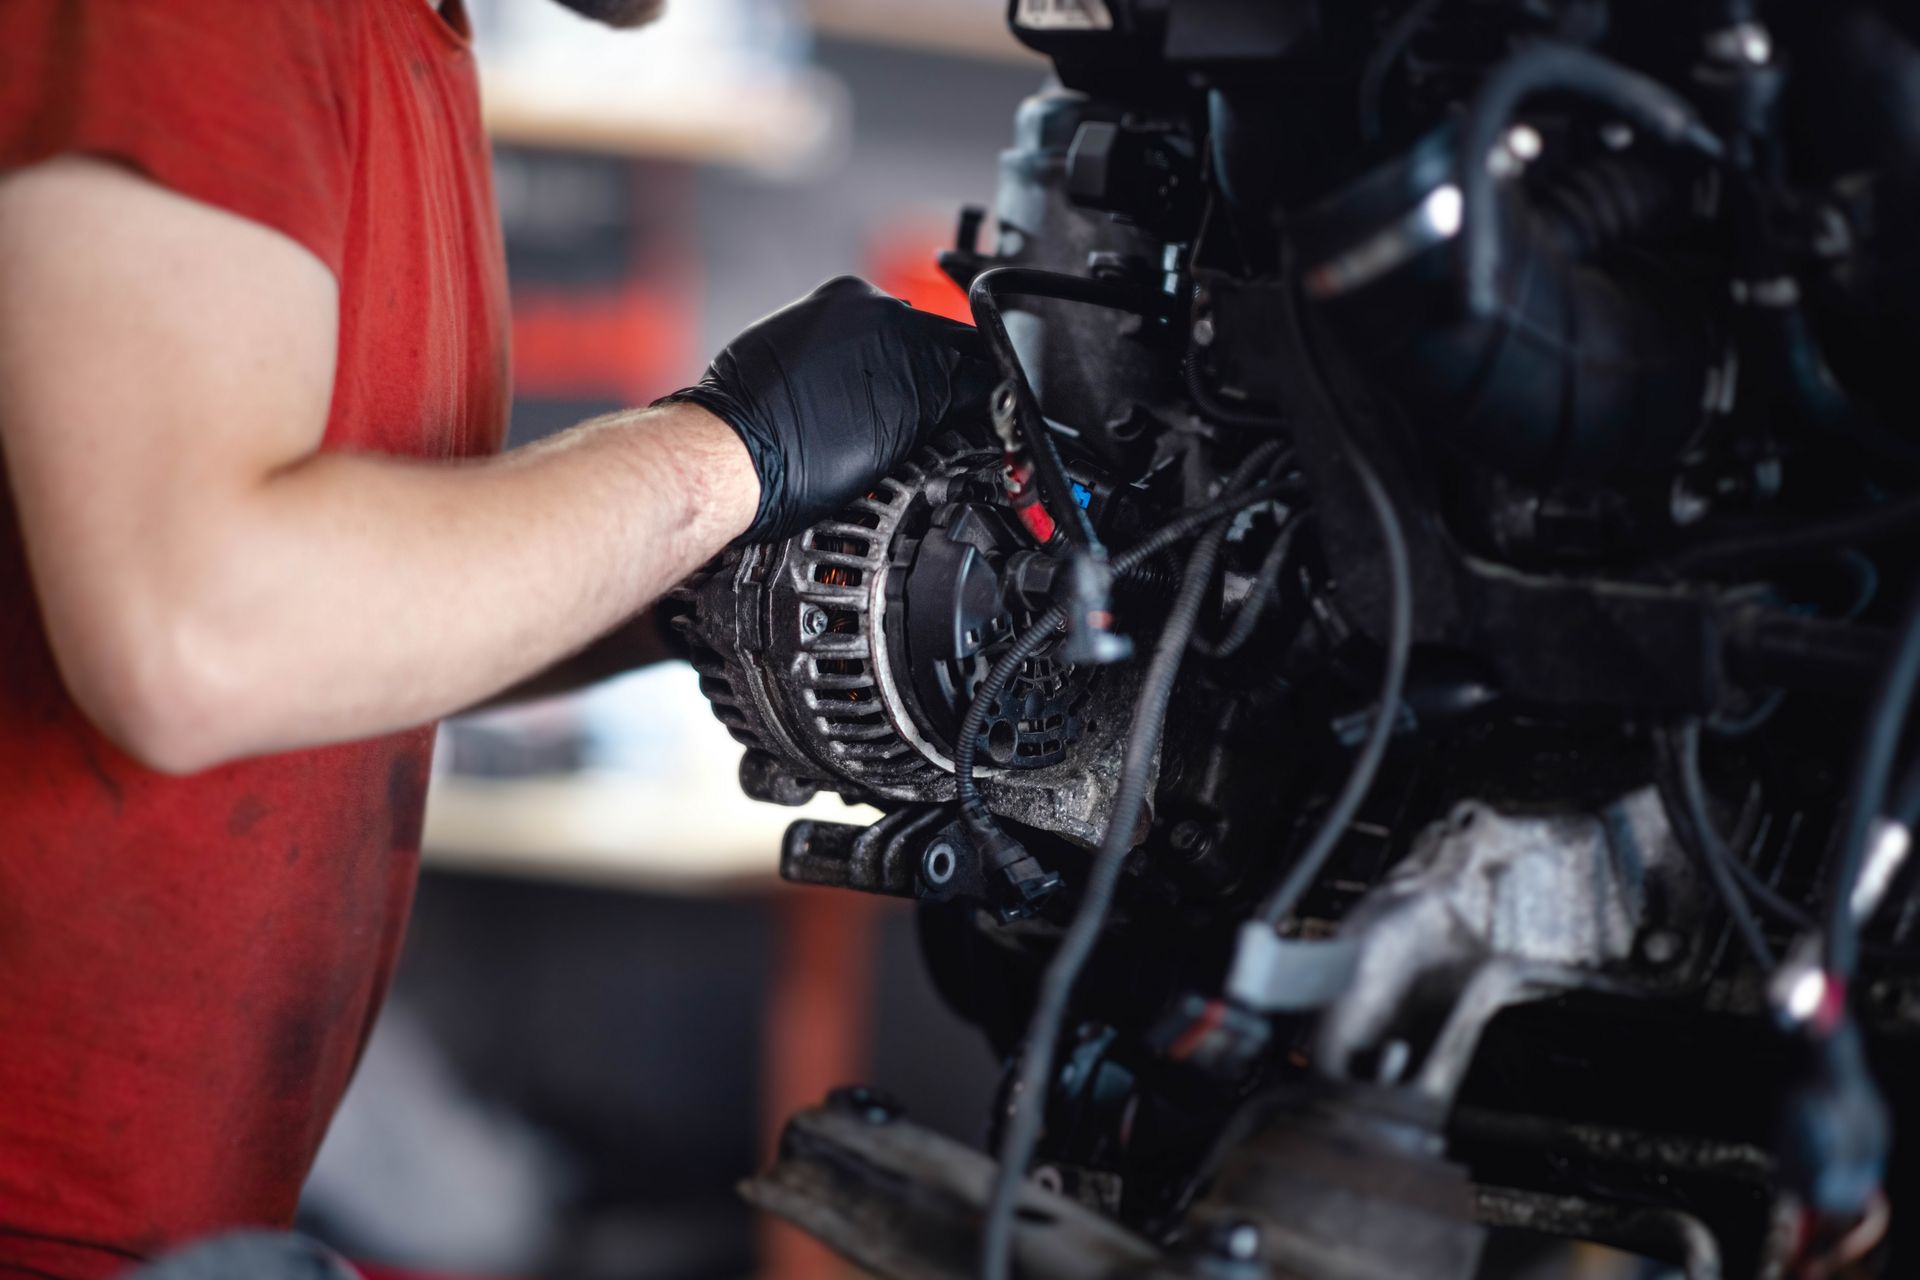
[673,438,1096,809]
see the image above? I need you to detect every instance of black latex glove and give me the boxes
[659,276,996,543]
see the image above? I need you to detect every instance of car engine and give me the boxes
[673,1,1920,1275]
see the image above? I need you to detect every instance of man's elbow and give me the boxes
[55,616,246,776]
[98,699,230,778]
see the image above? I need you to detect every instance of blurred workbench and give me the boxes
[420,767,874,891]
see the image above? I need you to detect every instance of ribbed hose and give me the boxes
[1459,44,1724,318]
[1538,155,1680,260]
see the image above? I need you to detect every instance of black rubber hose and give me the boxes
[968,267,1167,550]
[1458,44,1724,318]
[1537,155,1682,260]
[1827,581,1920,979]
[1654,721,1778,971]
[978,517,1232,1280]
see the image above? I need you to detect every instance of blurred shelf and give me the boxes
[421,767,879,894]
[805,0,1045,65]
[479,65,847,174]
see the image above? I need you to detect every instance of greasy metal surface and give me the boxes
[1191,1098,1487,1280]
[1312,787,1691,1099]
[743,1103,1161,1280]
[1474,1186,1723,1280]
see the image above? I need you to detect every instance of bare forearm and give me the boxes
[476,610,677,709]
[100,403,755,768]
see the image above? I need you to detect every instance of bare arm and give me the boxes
[0,157,757,773]
[477,610,678,709]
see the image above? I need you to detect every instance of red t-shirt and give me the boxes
[0,3,510,1274]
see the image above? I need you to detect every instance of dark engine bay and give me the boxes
[670,2,1920,1275]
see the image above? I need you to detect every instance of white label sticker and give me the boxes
[1014,0,1115,31]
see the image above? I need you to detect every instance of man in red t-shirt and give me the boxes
[0,2,990,1275]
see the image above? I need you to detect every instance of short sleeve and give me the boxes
[0,0,355,279]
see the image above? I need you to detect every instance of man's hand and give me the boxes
[661,276,995,542]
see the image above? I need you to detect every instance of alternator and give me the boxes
[673,436,1105,817]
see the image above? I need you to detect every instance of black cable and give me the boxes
[1654,721,1778,971]
[1110,472,1290,574]
[953,453,1290,856]
[1252,284,1413,930]
[1359,0,1448,143]
[953,602,1068,843]
[1251,447,1409,927]
[968,267,1166,552]
[1192,509,1307,660]
[1727,849,1815,934]
[1704,757,1920,942]
[1458,44,1724,318]
[978,516,1232,1280]
[1828,581,1920,978]
[1659,494,1920,578]
[1182,348,1285,430]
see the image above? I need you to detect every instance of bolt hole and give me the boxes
[1015,1206,1057,1226]
[924,844,956,886]
[986,720,1017,765]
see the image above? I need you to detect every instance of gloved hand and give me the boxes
[660,276,995,543]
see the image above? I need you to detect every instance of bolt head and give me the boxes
[1209,1220,1261,1262]
[800,605,829,638]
